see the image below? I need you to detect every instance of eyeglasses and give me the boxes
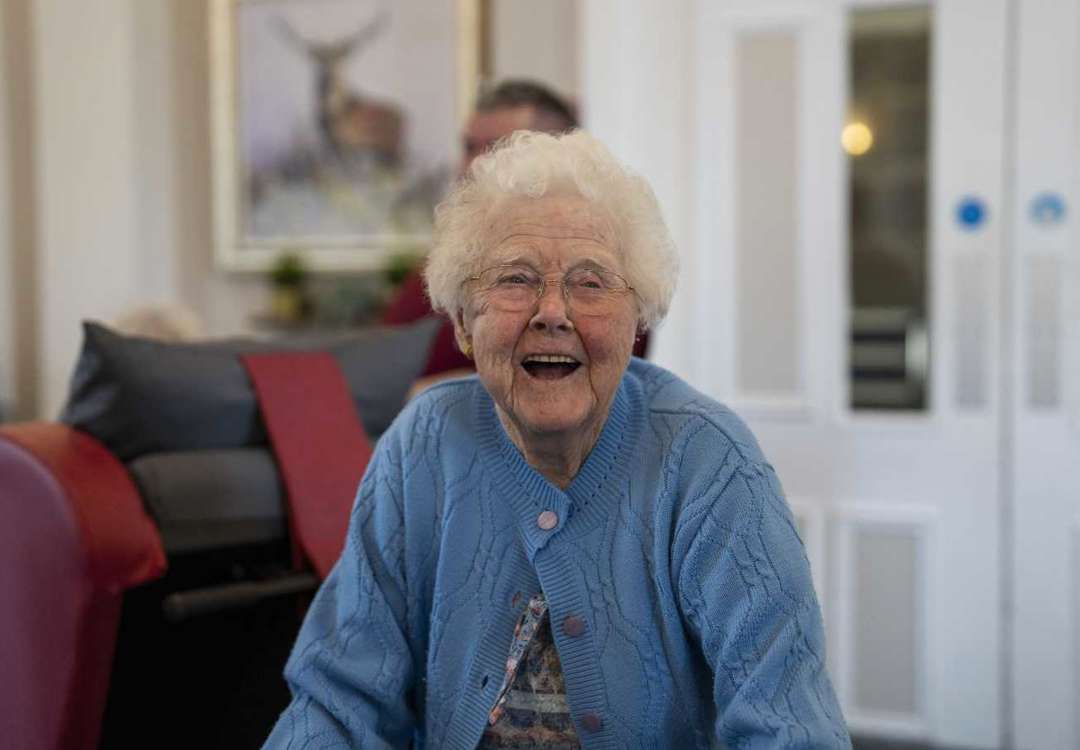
[466,263,634,316]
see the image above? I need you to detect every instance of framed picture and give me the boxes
[209,0,482,271]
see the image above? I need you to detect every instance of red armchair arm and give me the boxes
[0,423,167,750]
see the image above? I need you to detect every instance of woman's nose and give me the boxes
[529,282,574,332]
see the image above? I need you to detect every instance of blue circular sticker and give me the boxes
[1030,192,1066,226]
[956,197,987,230]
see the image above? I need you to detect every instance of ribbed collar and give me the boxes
[475,371,642,562]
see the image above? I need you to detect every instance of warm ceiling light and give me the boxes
[842,121,874,156]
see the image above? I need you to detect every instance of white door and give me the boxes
[1010,1,1080,747]
[686,1,1008,746]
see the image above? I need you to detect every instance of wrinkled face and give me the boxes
[456,193,639,442]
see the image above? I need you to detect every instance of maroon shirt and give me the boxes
[381,271,474,376]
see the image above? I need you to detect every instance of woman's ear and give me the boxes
[453,309,473,359]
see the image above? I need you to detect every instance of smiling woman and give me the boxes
[424,132,677,489]
[452,191,639,488]
[263,131,850,749]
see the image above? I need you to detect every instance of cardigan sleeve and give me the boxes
[675,459,851,749]
[263,436,419,750]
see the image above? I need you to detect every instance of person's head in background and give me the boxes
[460,80,579,173]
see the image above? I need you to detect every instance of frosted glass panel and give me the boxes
[734,32,800,397]
[955,252,989,408]
[1027,255,1061,408]
[854,527,919,715]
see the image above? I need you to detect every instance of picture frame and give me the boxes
[209,0,482,272]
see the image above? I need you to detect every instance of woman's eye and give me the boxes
[571,272,605,290]
[498,274,531,285]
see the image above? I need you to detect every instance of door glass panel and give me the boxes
[848,6,931,411]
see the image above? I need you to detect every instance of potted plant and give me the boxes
[269,252,309,322]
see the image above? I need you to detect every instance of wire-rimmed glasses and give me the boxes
[466,263,635,316]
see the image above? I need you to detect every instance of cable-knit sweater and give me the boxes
[263,359,850,749]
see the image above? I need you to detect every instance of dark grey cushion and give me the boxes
[61,318,440,461]
[128,449,286,554]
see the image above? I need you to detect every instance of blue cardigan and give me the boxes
[264,359,850,749]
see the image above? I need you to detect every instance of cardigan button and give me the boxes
[581,713,603,733]
[537,510,559,530]
[562,615,585,637]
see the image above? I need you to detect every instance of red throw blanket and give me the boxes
[242,352,373,579]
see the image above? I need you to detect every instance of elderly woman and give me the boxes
[263,131,849,748]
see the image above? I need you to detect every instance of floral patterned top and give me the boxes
[477,594,581,749]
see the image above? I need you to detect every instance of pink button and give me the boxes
[537,510,559,530]
[581,713,603,732]
[562,615,585,637]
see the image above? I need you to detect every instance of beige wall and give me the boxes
[35,0,144,418]
[0,0,266,420]
[0,0,39,421]
[128,0,265,340]
[0,1,14,419]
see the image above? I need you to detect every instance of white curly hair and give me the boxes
[424,130,679,330]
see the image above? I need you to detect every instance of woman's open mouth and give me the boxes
[521,354,582,381]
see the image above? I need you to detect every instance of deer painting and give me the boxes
[275,11,403,164]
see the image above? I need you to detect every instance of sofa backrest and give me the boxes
[60,318,440,462]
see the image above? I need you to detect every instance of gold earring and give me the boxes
[461,340,473,359]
